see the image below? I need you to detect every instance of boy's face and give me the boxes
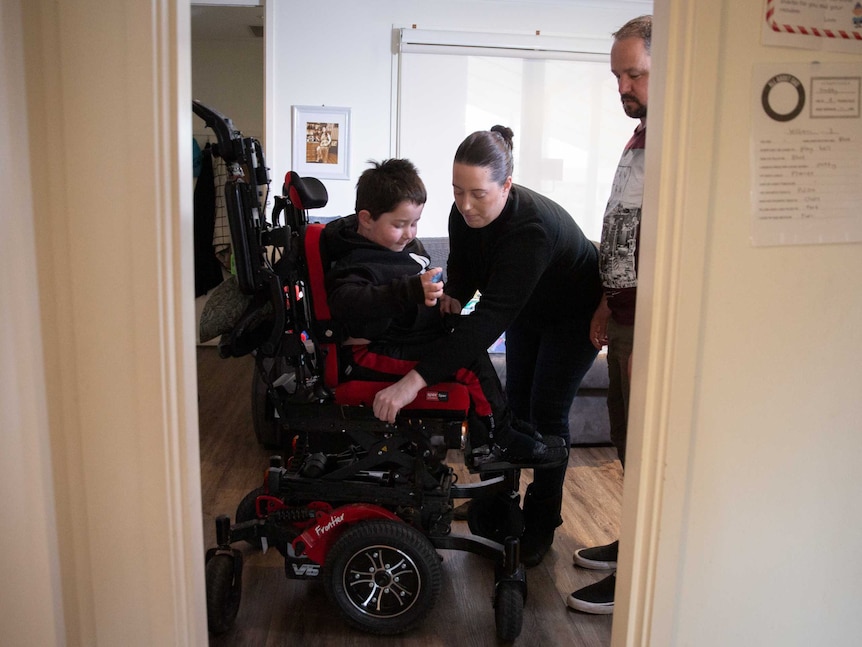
[357,200,424,252]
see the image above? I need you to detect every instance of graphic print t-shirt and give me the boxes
[599,125,646,326]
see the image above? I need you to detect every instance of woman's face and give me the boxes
[452,163,512,229]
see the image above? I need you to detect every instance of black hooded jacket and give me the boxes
[323,214,446,344]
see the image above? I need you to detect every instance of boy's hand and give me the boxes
[373,370,426,423]
[420,267,444,306]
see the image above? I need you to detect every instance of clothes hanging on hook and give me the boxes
[212,154,231,265]
[193,137,203,178]
[193,145,225,297]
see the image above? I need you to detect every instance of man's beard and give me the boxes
[621,94,647,120]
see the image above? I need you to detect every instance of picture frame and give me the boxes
[291,105,351,180]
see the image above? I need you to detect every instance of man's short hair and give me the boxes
[614,15,652,53]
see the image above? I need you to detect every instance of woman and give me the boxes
[372,126,601,566]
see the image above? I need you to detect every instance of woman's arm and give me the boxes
[415,221,552,385]
[443,204,480,306]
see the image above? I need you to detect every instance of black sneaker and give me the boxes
[520,527,555,568]
[534,433,567,448]
[472,440,568,472]
[573,540,618,570]
[468,444,493,463]
[511,418,568,448]
[566,573,615,614]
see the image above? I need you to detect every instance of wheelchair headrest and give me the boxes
[284,171,329,211]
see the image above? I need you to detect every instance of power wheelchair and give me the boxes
[193,101,528,641]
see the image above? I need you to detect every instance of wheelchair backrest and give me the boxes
[193,100,271,297]
[302,223,341,390]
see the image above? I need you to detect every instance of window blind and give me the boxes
[395,27,637,241]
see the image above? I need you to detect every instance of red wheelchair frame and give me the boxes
[194,101,527,641]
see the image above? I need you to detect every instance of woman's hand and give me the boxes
[372,370,427,423]
[438,293,462,315]
[420,267,445,306]
[590,294,611,349]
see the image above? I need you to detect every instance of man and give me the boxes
[566,14,651,615]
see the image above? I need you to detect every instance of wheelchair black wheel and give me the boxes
[205,552,243,634]
[235,487,265,550]
[251,357,288,449]
[323,520,442,635]
[467,494,524,545]
[494,580,524,643]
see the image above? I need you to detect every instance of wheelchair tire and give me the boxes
[494,580,524,643]
[205,552,243,634]
[235,487,265,550]
[467,494,524,545]
[251,357,287,449]
[323,519,442,635]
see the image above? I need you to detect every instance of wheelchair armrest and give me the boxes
[334,381,470,416]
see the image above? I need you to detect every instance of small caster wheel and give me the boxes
[205,551,243,634]
[494,580,524,642]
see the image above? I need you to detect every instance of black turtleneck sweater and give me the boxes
[414,184,601,386]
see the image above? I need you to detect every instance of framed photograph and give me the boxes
[291,105,351,180]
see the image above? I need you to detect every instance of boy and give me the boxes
[323,158,565,470]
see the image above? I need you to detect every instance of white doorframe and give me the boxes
[13,0,206,643]
[611,1,722,644]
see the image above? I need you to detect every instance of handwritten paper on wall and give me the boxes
[762,0,862,53]
[751,62,862,246]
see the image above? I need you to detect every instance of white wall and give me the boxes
[192,38,263,141]
[618,1,862,645]
[267,0,653,226]
[191,22,264,343]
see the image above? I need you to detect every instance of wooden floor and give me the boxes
[198,346,623,647]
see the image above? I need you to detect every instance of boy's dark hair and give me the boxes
[355,158,427,220]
